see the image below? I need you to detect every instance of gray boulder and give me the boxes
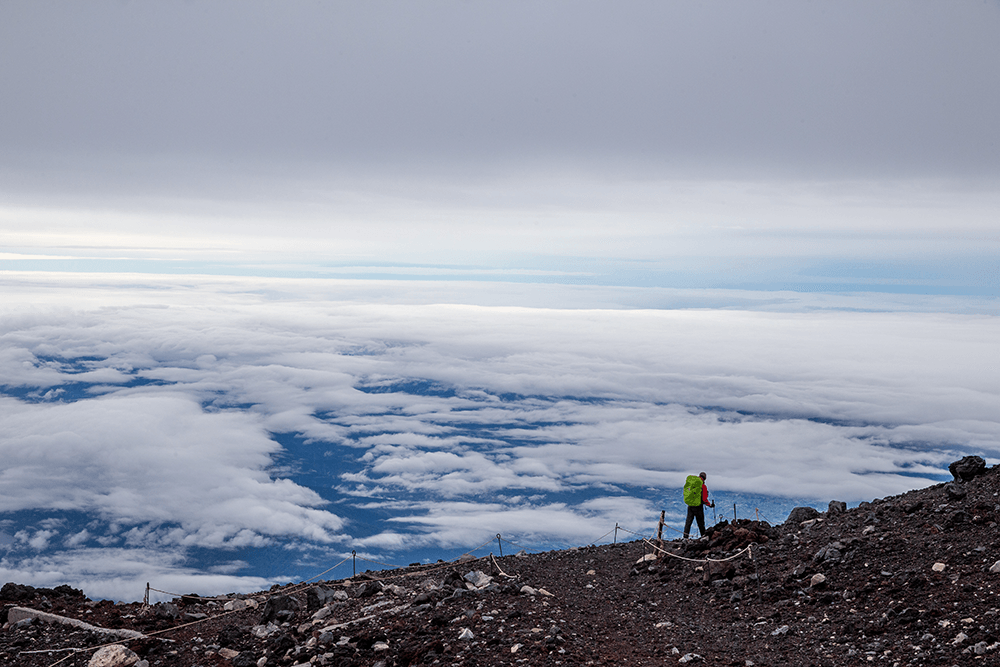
[828,500,847,514]
[949,455,986,482]
[785,506,821,525]
[260,595,299,624]
[306,586,346,610]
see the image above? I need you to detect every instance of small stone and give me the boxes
[519,585,538,596]
[458,628,474,641]
[511,643,523,653]
[953,632,969,645]
[636,553,658,564]
[989,560,1000,574]
[932,562,947,572]
[88,645,140,667]
[218,648,240,659]
[373,641,390,651]
[771,625,790,636]
[678,653,703,664]
[464,570,493,588]
[809,573,827,588]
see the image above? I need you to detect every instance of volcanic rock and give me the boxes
[949,455,986,481]
[3,456,999,667]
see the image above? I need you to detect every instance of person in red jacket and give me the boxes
[683,472,715,539]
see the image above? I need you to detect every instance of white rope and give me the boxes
[642,538,753,564]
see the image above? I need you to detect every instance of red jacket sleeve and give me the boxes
[702,484,709,505]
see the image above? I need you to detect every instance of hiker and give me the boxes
[683,472,715,539]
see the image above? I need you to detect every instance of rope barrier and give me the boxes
[587,526,617,545]
[642,538,753,564]
[355,554,404,570]
[460,535,499,558]
[490,553,516,579]
[617,526,654,539]
[497,535,531,553]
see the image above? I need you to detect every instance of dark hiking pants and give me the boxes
[684,504,705,538]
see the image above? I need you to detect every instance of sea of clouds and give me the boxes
[1,273,998,600]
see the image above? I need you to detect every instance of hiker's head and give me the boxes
[699,472,706,481]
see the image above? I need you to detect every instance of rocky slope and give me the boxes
[3,458,999,667]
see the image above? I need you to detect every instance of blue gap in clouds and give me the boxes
[0,376,169,403]
[355,380,457,398]
[353,379,614,408]
[0,354,172,403]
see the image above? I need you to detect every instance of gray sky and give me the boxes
[1,1,999,296]
[2,0,999,185]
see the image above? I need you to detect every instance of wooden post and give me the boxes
[656,510,665,553]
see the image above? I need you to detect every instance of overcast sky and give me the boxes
[1,1,999,296]
[3,0,999,179]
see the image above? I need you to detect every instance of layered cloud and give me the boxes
[1,276,997,597]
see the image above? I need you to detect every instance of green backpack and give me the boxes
[683,475,703,506]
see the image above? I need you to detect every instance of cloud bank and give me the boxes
[1,276,996,598]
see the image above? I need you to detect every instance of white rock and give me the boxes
[520,585,538,596]
[312,607,333,621]
[809,574,827,587]
[251,622,281,638]
[538,588,554,597]
[511,643,523,653]
[223,599,248,611]
[932,562,947,572]
[218,648,240,659]
[458,627,474,641]
[989,560,1000,574]
[464,571,493,588]
[373,641,390,651]
[678,653,703,664]
[383,584,407,596]
[88,645,140,667]
[636,554,658,564]
[953,632,969,645]
[771,625,790,636]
